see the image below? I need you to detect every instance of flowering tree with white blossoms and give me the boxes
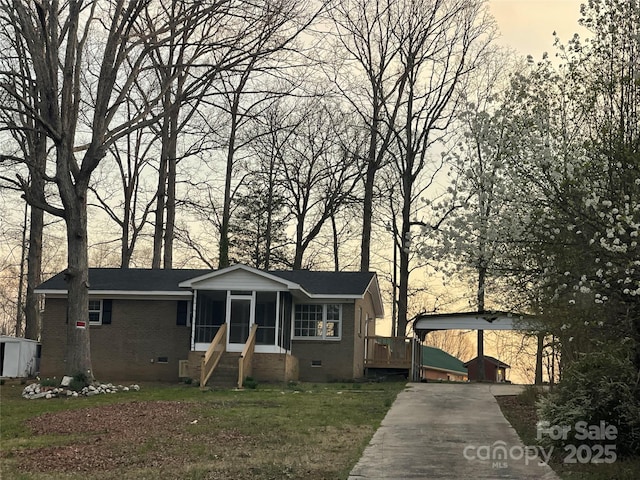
[504,0,640,455]
[430,2,639,441]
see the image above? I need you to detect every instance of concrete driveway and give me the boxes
[348,383,559,479]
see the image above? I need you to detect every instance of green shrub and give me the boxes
[67,372,90,391]
[243,377,258,389]
[68,379,87,392]
[40,377,58,387]
[537,348,640,457]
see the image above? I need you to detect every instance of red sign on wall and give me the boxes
[76,321,87,329]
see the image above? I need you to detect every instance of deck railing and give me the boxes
[200,323,227,389]
[364,336,414,368]
[238,324,258,388]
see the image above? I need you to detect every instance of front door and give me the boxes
[228,295,253,351]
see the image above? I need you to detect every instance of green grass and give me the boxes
[497,387,640,480]
[1,380,405,479]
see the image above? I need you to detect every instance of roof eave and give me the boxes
[421,365,468,376]
[365,273,385,318]
[34,289,193,297]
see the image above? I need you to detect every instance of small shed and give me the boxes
[0,336,40,378]
[464,355,510,382]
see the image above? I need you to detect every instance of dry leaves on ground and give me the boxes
[14,400,248,474]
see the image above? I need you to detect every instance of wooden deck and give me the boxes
[364,336,415,370]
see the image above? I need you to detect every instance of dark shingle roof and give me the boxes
[421,346,468,375]
[36,267,376,296]
[36,269,211,292]
[463,356,511,369]
[272,270,375,296]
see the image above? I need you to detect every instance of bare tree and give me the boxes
[0,10,48,339]
[89,105,159,268]
[330,0,406,272]
[0,0,203,378]
[387,0,495,337]
[211,1,326,268]
[147,0,225,269]
[424,330,474,361]
[229,102,295,269]
[276,99,363,269]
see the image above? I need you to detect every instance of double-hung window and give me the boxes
[294,304,341,340]
[88,300,102,325]
[88,299,112,325]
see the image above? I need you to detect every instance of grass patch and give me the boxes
[497,386,640,480]
[0,379,404,479]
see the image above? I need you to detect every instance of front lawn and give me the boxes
[1,380,404,479]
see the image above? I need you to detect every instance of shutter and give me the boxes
[176,300,188,326]
[102,300,113,324]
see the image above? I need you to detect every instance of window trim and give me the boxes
[88,299,103,325]
[293,303,342,340]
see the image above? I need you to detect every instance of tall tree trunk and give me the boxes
[397,169,412,337]
[24,202,43,340]
[331,214,339,271]
[534,332,544,385]
[163,150,176,269]
[16,202,28,337]
[293,215,305,269]
[152,153,167,269]
[121,173,132,268]
[360,164,376,272]
[63,184,93,381]
[24,116,47,339]
[263,161,275,271]
[219,130,235,269]
[218,63,255,270]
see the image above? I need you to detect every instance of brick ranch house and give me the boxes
[35,264,384,386]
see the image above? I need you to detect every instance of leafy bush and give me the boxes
[537,348,640,457]
[243,377,258,389]
[67,372,90,392]
[39,377,58,387]
[68,379,87,392]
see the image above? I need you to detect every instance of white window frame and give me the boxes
[88,299,103,325]
[293,303,342,340]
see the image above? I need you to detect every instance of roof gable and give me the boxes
[179,264,300,291]
[463,356,511,369]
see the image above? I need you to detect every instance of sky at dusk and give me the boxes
[489,0,589,60]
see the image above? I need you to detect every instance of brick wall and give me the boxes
[422,367,467,382]
[40,297,191,382]
[252,353,298,383]
[292,303,359,382]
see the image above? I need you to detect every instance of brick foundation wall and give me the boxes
[252,353,299,383]
[40,297,191,382]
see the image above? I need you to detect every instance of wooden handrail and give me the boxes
[364,335,412,367]
[200,323,227,389]
[238,324,258,388]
